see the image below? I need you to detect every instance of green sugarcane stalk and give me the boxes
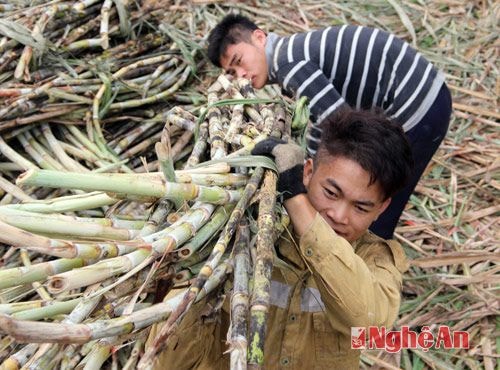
[0,175,34,202]
[40,124,89,172]
[12,298,81,321]
[46,203,216,293]
[78,339,112,369]
[142,59,178,97]
[19,249,52,302]
[0,207,138,240]
[0,219,139,259]
[0,256,87,290]
[4,191,117,213]
[141,168,264,366]
[17,169,242,204]
[230,220,251,370]
[139,198,173,237]
[0,289,187,344]
[174,204,234,261]
[0,136,38,171]
[17,132,62,170]
[248,170,277,368]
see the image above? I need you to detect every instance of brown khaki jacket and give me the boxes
[150,213,409,369]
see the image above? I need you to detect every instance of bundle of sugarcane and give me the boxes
[0,73,306,369]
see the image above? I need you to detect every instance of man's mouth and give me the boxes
[333,228,348,239]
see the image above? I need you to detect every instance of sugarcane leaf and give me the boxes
[112,0,132,38]
[291,96,310,131]
[159,24,200,73]
[0,19,45,51]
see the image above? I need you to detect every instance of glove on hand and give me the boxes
[252,138,306,200]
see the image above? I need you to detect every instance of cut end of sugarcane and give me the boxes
[15,169,35,186]
[47,277,69,294]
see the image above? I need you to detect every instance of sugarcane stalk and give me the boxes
[0,136,38,171]
[122,335,145,370]
[19,249,52,301]
[0,289,187,344]
[195,258,231,302]
[207,82,227,160]
[248,170,277,368]
[78,339,112,369]
[17,169,242,204]
[138,198,173,237]
[46,203,215,293]
[0,219,139,259]
[99,0,113,49]
[142,59,178,96]
[12,298,81,321]
[109,65,191,110]
[17,132,63,170]
[174,204,233,261]
[185,120,208,168]
[0,284,34,304]
[73,0,101,13]
[230,220,251,370]
[40,124,89,172]
[140,168,264,367]
[0,175,34,202]
[225,103,244,143]
[0,207,137,240]
[0,343,38,370]
[4,191,116,213]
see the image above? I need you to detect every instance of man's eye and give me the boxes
[237,58,241,65]
[324,188,337,198]
[355,205,369,213]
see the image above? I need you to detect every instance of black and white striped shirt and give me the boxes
[265,25,445,156]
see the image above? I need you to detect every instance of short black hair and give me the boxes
[207,14,259,67]
[316,108,414,200]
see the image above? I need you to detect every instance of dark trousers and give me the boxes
[369,84,452,239]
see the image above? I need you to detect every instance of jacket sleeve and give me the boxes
[298,213,408,335]
[274,60,347,154]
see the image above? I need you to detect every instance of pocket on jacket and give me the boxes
[312,312,345,360]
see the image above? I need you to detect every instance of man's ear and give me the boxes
[251,29,267,48]
[303,158,314,189]
[376,197,392,218]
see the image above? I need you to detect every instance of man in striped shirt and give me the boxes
[207,14,452,239]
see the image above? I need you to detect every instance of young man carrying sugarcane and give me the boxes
[207,14,452,240]
[149,108,413,369]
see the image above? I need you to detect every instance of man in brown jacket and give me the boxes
[150,108,413,369]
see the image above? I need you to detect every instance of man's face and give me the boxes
[219,29,268,89]
[303,155,391,242]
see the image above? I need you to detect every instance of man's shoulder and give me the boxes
[355,232,409,273]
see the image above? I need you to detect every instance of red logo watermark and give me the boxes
[351,326,469,353]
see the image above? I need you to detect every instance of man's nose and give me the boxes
[327,204,349,225]
[234,67,246,78]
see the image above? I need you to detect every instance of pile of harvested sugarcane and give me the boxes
[0,2,307,368]
[0,58,305,368]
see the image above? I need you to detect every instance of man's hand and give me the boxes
[252,138,306,200]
